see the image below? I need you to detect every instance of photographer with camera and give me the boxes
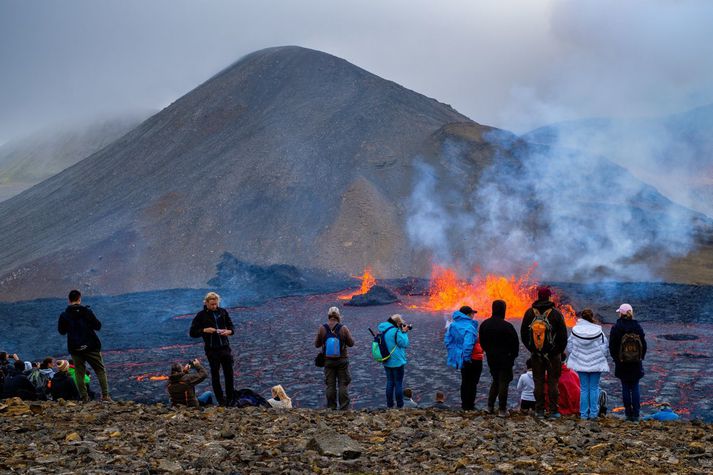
[377,314,411,408]
[167,358,216,408]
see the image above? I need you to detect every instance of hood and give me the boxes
[451,311,473,322]
[532,300,555,312]
[39,368,54,376]
[169,373,185,383]
[378,321,398,333]
[491,300,506,319]
[571,319,603,338]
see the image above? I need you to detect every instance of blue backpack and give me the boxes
[323,323,343,358]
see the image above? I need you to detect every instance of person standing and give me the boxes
[520,286,568,418]
[479,300,519,417]
[609,303,646,422]
[314,307,355,410]
[444,305,479,410]
[57,290,111,402]
[189,292,235,406]
[566,308,609,420]
[377,314,410,408]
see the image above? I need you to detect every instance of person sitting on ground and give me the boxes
[28,357,56,400]
[517,359,536,414]
[167,358,214,408]
[50,360,81,401]
[0,352,20,397]
[545,355,581,416]
[3,360,39,400]
[402,388,419,408]
[479,299,519,417]
[267,385,293,409]
[643,402,680,421]
[431,391,449,409]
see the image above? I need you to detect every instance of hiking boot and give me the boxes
[101,396,114,403]
[548,412,561,420]
[487,405,495,414]
[497,409,508,418]
[535,411,546,419]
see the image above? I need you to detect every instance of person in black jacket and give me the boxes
[57,290,111,402]
[609,303,647,422]
[2,360,38,400]
[50,360,81,401]
[479,300,519,417]
[520,286,568,419]
[189,292,235,406]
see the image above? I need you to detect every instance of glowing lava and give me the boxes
[419,265,577,326]
[135,374,169,382]
[339,268,377,300]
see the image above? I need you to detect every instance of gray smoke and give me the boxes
[406,130,702,282]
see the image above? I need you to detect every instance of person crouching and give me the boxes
[167,359,215,408]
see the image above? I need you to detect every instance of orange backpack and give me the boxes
[529,308,554,352]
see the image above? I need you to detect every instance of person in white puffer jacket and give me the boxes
[566,309,609,420]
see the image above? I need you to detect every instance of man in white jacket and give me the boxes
[566,309,609,420]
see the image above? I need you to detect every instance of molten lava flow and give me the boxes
[135,374,169,382]
[339,268,376,300]
[420,265,577,326]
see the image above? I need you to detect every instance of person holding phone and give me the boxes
[190,292,235,406]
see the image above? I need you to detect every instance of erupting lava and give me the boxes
[339,268,376,300]
[420,265,577,326]
[135,374,169,382]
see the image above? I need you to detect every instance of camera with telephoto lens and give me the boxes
[402,323,413,330]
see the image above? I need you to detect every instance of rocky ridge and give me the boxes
[1,398,711,474]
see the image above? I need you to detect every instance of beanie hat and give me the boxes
[327,306,341,322]
[459,305,476,315]
[57,360,69,372]
[537,286,552,300]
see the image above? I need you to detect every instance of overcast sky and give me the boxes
[1,0,713,144]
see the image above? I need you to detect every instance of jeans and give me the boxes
[487,365,513,411]
[70,350,109,401]
[621,380,641,418]
[324,358,351,410]
[385,365,405,408]
[197,391,218,406]
[206,347,234,405]
[531,353,561,413]
[577,371,601,419]
[460,360,483,410]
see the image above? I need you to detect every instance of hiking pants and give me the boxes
[71,350,109,401]
[460,360,483,410]
[384,365,405,408]
[487,365,513,411]
[621,380,641,419]
[324,358,351,410]
[532,353,561,413]
[206,347,234,405]
[577,371,601,419]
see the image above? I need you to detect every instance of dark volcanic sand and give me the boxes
[56,293,713,421]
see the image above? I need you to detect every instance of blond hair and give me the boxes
[272,385,292,405]
[390,314,404,325]
[327,306,341,322]
[204,291,220,304]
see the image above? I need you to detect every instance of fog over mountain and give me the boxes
[0,47,710,300]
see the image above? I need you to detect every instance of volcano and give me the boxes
[0,46,710,300]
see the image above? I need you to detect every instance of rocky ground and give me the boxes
[1,398,712,474]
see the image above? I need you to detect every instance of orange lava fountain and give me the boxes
[339,268,377,300]
[419,265,577,326]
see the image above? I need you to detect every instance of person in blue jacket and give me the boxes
[378,314,411,408]
[643,403,680,421]
[444,305,479,410]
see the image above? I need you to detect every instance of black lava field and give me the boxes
[1,282,713,421]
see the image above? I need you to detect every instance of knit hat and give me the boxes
[459,305,477,315]
[57,360,69,372]
[327,306,341,322]
[616,303,633,314]
[537,286,552,300]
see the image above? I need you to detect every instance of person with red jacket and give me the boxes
[545,356,581,416]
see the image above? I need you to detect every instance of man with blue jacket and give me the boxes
[378,314,410,408]
[444,305,479,410]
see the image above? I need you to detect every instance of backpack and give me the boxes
[619,332,643,363]
[370,325,398,363]
[323,323,343,359]
[529,308,554,353]
[28,369,51,396]
[230,388,271,408]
